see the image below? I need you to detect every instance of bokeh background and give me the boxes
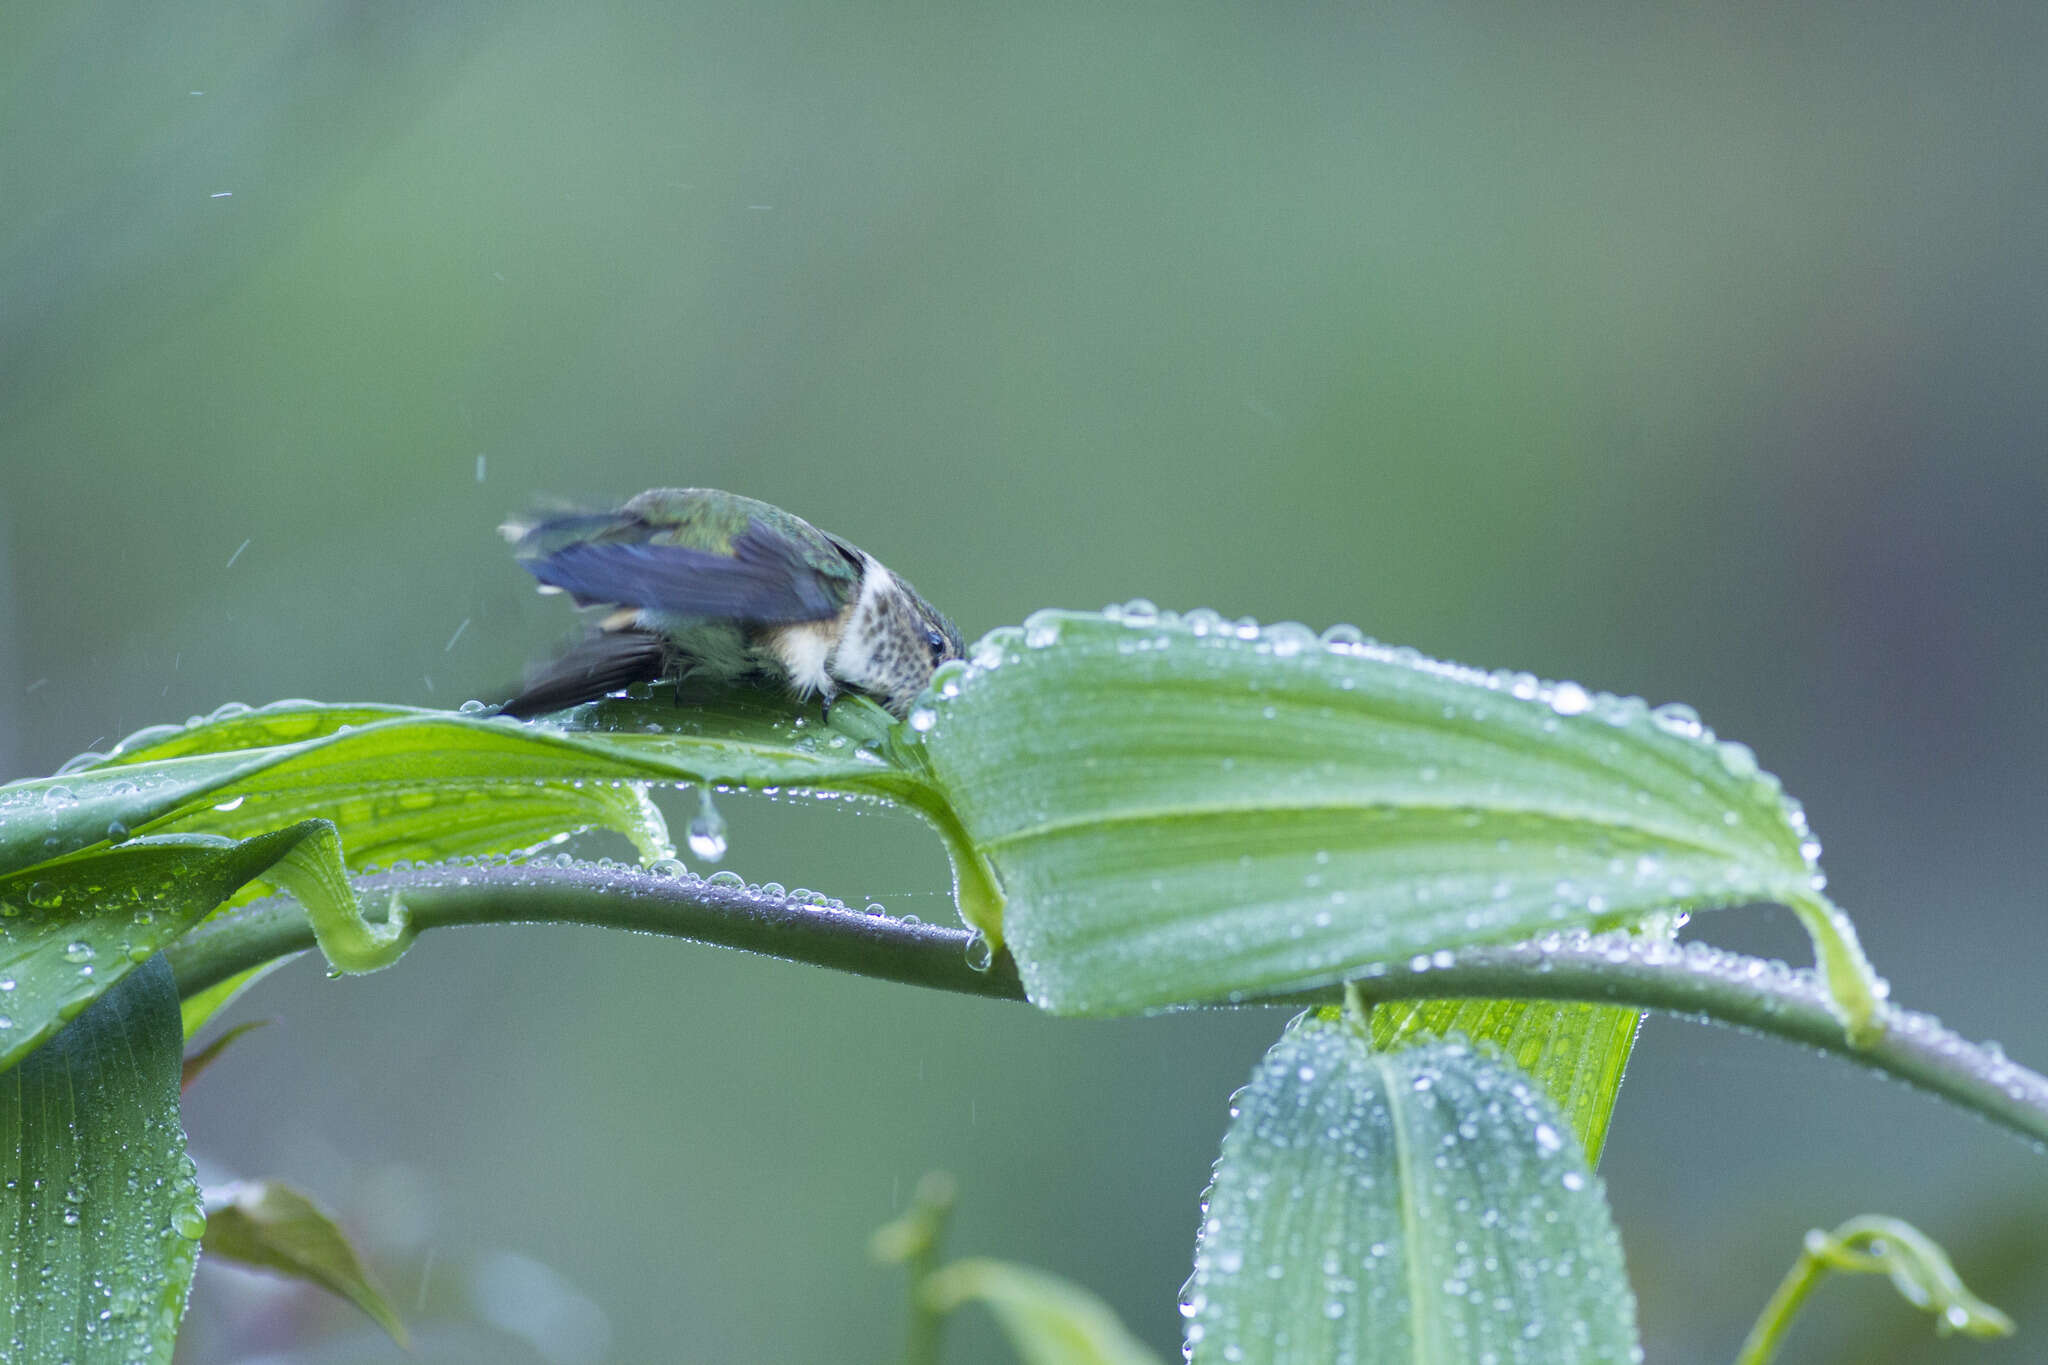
[5,1,2047,1360]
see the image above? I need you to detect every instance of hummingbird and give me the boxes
[497,488,965,721]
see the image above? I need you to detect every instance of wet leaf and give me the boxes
[202,1179,406,1347]
[0,957,203,1364]
[1358,995,1642,1167]
[0,823,351,1075]
[912,608,1874,1035]
[1186,1015,1639,1363]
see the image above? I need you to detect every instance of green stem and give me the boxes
[165,862,1025,1003]
[1734,1234,1827,1365]
[1735,1215,2014,1364]
[163,868,2048,1151]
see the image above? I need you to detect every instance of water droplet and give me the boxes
[705,869,744,889]
[1550,681,1591,716]
[963,930,994,972]
[686,785,728,861]
[26,883,61,910]
[1023,609,1063,648]
[63,941,95,963]
[1319,622,1366,648]
[1716,740,1759,778]
[1117,598,1159,625]
[104,820,129,843]
[457,699,489,714]
[646,857,686,879]
[907,706,937,733]
[211,795,246,812]
[1650,701,1703,739]
[41,785,76,809]
[170,1205,207,1240]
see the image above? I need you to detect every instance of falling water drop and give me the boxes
[686,785,728,862]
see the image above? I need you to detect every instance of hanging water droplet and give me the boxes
[686,785,728,861]
[963,930,994,972]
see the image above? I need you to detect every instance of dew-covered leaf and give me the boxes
[1186,1015,1639,1363]
[912,608,1872,1032]
[1355,918,1676,1165]
[923,1258,1164,1365]
[4,694,921,879]
[1358,996,1642,1167]
[0,695,971,1036]
[0,957,204,1364]
[202,1179,407,1346]
[0,823,352,1075]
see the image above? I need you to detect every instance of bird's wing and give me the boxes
[516,516,848,622]
[496,629,673,719]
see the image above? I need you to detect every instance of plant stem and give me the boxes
[163,866,2048,1150]
[165,862,1025,1002]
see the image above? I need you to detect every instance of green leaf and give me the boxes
[1354,915,1677,1165]
[1358,996,1642,1168]
[0,823,357,1075]
[0,956,205,1364]
[202,1179,407,1347]
[923,1258,1164,1365]
[1185,1014,1639,1363]
[913,608,1878,1037]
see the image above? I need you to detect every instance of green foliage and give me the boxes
[0,609,2025,1358]
[1737,1215,2015,1365]
[1185,1016,1639,1363]
[201,1180,407,1347]
[0,958,201,1364]
[912,608,1879,1037]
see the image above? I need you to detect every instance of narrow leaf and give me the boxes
[924,1258,1164,1365]
[912,607,1877,1036]
[0,957,205,1363]
[202,1179,407,1346]
[1186,1015,1640,1363]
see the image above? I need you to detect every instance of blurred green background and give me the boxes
[5,1,2046,1360]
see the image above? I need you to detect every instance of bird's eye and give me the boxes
[925,628,948,663]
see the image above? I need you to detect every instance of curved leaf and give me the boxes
[912,607,1874,1033]
[0,957,204,1364]
[1185,1016,1639,1363]
[202,1179,406,1346]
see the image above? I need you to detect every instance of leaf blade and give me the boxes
[914,610,1847,1019]
[1186,1016,1640,1363]
[0,956,204,1364]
